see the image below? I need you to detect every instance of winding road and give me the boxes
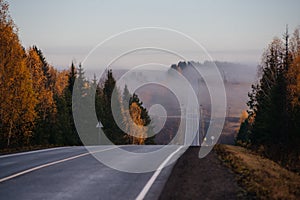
[0,145,184,200]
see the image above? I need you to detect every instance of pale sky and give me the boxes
[6,0,300,68]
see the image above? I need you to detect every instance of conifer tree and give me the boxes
[100,70,127,144]
[237,27,300,170]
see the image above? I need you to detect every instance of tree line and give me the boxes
[237,26,300,171]
[94,70,155,145]
[0,0,154,150]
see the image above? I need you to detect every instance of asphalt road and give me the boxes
[0,145,184,200]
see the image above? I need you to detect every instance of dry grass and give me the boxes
[215,144,300,200]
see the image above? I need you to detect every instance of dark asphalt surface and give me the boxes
[0,146,181,200]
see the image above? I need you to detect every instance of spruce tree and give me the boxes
[237,27,300,170]
[101,70,127,144]
[55,63,81,145]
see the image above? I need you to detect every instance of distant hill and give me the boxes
[169,60,257,84]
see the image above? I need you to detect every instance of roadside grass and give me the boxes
[215,144,300,200]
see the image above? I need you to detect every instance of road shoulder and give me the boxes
[159,146,243,200]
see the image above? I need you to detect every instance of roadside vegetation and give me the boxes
[215,144,300,199]
[0,0,154,151]
[230,26,300,199]
[236,27,300,172]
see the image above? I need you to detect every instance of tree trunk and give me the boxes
[7,120,13,147]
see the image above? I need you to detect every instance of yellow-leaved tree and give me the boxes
[129,102,147,145]
[287,53,300,108]
[26,48,55,120]
[0,0,37,147]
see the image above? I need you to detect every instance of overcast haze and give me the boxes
[6,0,300,68]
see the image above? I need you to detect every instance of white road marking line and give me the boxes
[0,147,117,183]
[135,146,184,200]
[0,147,72,158]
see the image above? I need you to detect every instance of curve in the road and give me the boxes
[0,146,117,183]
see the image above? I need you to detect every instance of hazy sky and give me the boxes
[6,0,300,68]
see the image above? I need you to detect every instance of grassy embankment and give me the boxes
[215,144,300,199]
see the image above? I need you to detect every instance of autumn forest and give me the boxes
[1,0,300,174]
[0,1,154,151]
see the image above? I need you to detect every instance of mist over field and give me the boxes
[88,61,257,144]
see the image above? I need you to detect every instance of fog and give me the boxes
[95,61,257,144]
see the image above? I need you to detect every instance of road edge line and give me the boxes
[0,146,117,183]
[135,145,184,200]
[0,147,72,158]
